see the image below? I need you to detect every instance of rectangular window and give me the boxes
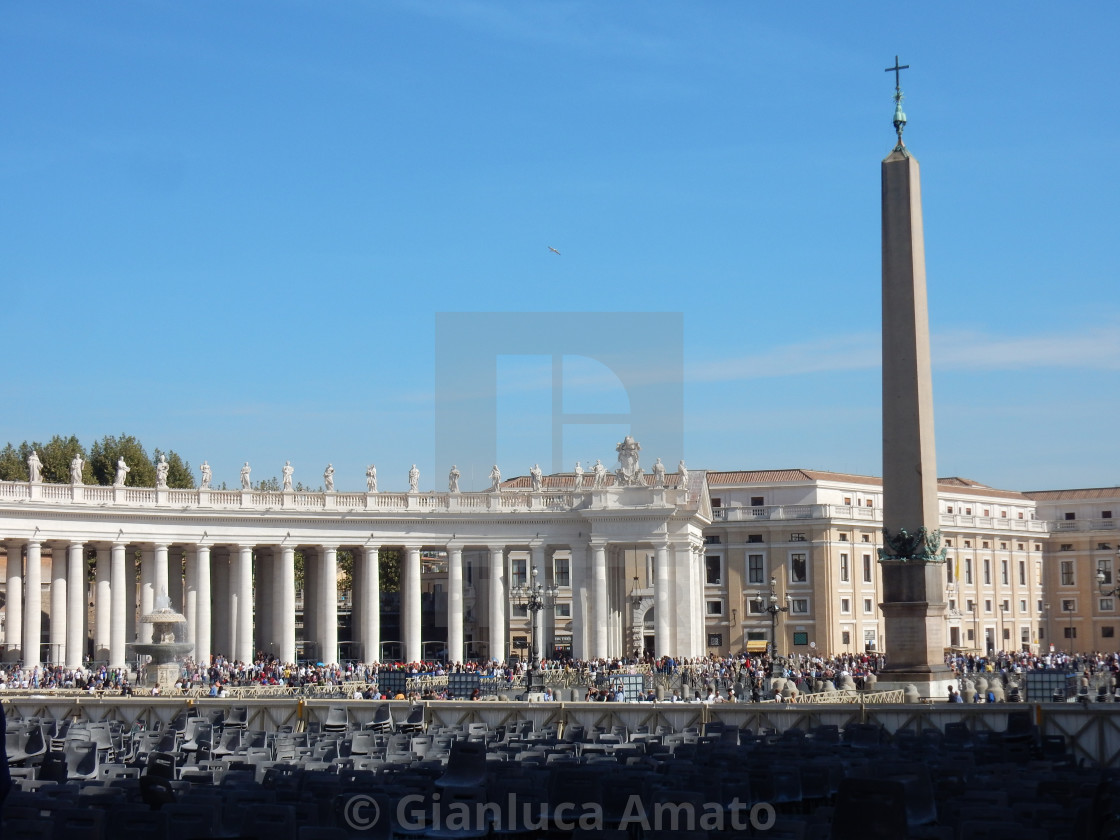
[750,496,764,507]
[1103,626,1116,639]
[863,555,872,583]
[862,534,870,543]
[1101,599,1115,612]
[866,499,873,507]
[1104,511,1114,519]
[840,553,850,582]
[747,600,764,615]
[1000,542,1007,550]
[1098,561,1113,586]
[947,564,954,584]
[1001,560,1008,585]
[511,558,527,588]
[1065,512,1076,520]
[983,559,991,585]
[1003,627,1010,641]
[985,599,992,613]
[1060,544,1073,552]
[1020,599,1027,612]
[863,598,874,614]
[790,598,809,614]
[790,553,807,583]
[792,631,809,646]
[1002,599,1010,612]
[843,497,851,506]
[841,631,851,645]
[748,534,763,544]
[840,598,851,614]
[706,555,722,586]
[967,599,975,613]
[1062,599,1075,612]
[1064,627,1077,639]
[965,540,971,548]
[1098,543,1113,551]
[949,599,956,611]
[554,603,571,618]
[512,604,528,618]
[839,532,849,542]
[706,600,723,616]
[708,634,723,647]
[748,554,764,584]
[965,559,973,584]
[982,541,990,549]
[711,497,721,508]
[554,557,570,588]
[704,535,721,545]
[790,533,807,542]
[1060,561,1074,586]
[1019,561,1026,586]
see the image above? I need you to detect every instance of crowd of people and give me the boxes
[4,647,1118,701]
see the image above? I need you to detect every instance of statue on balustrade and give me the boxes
[114,457,130,487]
[366,464,377,493]
[199,462,212,489]
[489,464,502,492]
[592,459,607,488]
[156,455,169,489]
[324,463,335,492]
[281,461,294,490]
[573,461,584,491]
[652,457,666,487]
[614,435,644,487]
[240,462,252,490]
[448,465,460,493]
[70,454,84,485]
[408,464,420,493]
[27,450,42,483]
[677,460,689,489]
[530,463,543,492]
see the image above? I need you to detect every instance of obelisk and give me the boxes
[877,57,953,697]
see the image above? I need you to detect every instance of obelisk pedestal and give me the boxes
[875,68,954,699]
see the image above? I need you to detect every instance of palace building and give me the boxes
[0,447,1116,667]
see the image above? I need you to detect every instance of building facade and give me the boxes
[0,451,1117,666]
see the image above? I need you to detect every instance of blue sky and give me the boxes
[2,2,1117,493]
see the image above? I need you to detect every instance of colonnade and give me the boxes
[0,534,707,670]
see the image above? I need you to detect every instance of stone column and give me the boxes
[94,546,111,662]
[276,546,296,664]
[591,542,608,659]
[569,544,587,660]
[49,546,67,666]
[232,545,254,664]
[655,542,671,657]
[66,542,86,668]
[361,546,380,664]
[167,548,184,613]
[5,542,22,663]
[194,546,212,668]
[24,540,42,668]
[446,545,463,664]
[110,542,127,669]
[488,545,506,664]
[302,548,318,660]
[184,549,198,645]
[320,546,338,665]
[153,544,169,605]
[210,549,230,661]
[403,546,421,663]
[255,549,273,655]
[139,546,155,642]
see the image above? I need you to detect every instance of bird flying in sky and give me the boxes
[548,246,561,256]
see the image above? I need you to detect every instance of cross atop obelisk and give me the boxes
[877,57,953,697]
[885,55,910,150]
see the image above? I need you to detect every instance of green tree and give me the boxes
[379,549,401,593]
[254,476,281,492]
[88,434,156,487]
[36,435,93,483]
[338,550,353,592]
[0,443,28,481]
[154,449,195,488]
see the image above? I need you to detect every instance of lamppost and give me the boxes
[1065,601,1075,654]
[510,566,558,696]
[1044,603,1051,655]
[753,576,791,660]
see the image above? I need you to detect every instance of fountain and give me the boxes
[130,592,193,690]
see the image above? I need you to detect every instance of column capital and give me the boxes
[445,542,464,553]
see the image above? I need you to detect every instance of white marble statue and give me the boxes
[156,454,169,489]
[573,461,584,491]
[592,459,606,488]
[614,434,644,487]
[652,457,666,487]
[489,464,502,492]
[324,463,335,492]
[530,463,543,492]
[70,454,84,485]
[677,459,689,489]
[366,464,377,493]
[27,450,42,482]
[282,461,294,490]
[200,462,212,489]
[408,464,420,493]
[114,457,130,487]
[240,462,251,490]
[448,465,460,493]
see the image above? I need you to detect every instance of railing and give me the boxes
[797,688,905,704]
